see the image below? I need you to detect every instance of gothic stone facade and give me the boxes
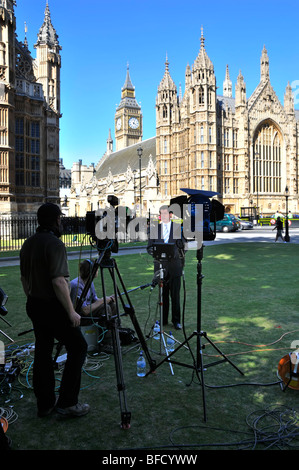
[69,138,158,217]
[156,33,298,216]
[71,32,299,218]
[69,67,160,217]
[0,1,61,215]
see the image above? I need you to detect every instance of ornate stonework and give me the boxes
[155,33,299,216]
[71,31,299,219]
[0,2,61,215]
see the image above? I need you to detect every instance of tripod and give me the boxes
[155,262,174,375]
[149,245,244,421]
[0,318,14,344]
[75,240,156,429]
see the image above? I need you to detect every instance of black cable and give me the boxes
[167,405,299,450]
[186,369,283,389]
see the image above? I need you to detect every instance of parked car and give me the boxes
[236,217,253,230]
[214,214,239,232]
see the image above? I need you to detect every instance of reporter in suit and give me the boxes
[147,205,186,330]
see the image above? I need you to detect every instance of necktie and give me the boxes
[163,224,169,243]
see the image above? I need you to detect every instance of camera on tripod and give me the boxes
[170,188,224,241]
[85,195,131,254]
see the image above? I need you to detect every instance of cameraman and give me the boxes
[20,203,89,418]
[147,205,186,330]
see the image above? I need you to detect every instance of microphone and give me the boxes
[176,239,184,249]
[150,272,160,291]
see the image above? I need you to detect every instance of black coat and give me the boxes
[147,221,186,278]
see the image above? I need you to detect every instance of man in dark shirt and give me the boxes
[20,203,89,418]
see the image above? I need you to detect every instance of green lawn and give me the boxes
[1,242,299,451]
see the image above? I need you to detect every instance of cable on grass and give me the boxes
[168,405,299,450]
[201,328,299,358]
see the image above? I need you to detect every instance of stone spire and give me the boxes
[122,63,134,92]
[223,64,232,97]
[106,128,113,154]
[34,1,61,113]
[35,1,61,50]
[117,64,141,111]
[24,21,28,49]
[192,27,214,73]
[260,45,270,82]
[284,82,295,116]
[156,54,178,125]
[235,70,246,107]
[158,54,177,92]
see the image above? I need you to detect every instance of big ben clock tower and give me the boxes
[115,65,142,151]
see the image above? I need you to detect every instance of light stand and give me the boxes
[149,245,244,421]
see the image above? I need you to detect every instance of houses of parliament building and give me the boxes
[0,0,298,219]
[70,30,299,218]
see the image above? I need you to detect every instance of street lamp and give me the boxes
[285,186,290,242]
[137,145,143,216]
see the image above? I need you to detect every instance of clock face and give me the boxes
[116,118,122,130]
[129,117,139,129]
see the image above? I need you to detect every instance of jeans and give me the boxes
[26,296,87,413]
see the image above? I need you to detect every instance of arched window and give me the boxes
[253,121,282,194]
[199,86,204,105]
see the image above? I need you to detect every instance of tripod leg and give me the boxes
[160,331,174,375]
[0,329,13,343]
[110,318,131,429]
[202,332,244,376]
[100,265,131,429]
[196,334,207,422]
[111,260,156,372]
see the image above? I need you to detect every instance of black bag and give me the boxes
[118,328,137,345]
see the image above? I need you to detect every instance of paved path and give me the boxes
[203,225,299,246]
[0,226,298,267]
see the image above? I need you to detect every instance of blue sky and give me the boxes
[15,0,299,170]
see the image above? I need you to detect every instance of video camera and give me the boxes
[170,188,224,241]
[85,195,132,254]
[86,195,119,253]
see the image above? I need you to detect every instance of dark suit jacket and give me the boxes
[147,221,186,278]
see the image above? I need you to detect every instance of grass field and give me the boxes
[1,242,299,451]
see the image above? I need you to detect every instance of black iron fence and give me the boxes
[0,216,89,252]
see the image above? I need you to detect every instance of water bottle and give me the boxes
[153,321,160,340]
[137,351,146,377]
[166,331,175,353]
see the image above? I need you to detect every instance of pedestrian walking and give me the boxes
[272,216,285,242]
